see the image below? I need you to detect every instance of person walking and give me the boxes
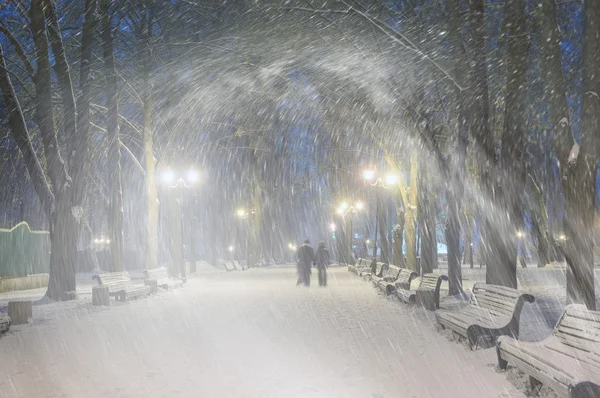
[296,240,316,287]
[315,241,330,286]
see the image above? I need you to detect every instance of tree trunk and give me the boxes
[486,0,529,289]
[446,0,469,295]
[405,152,418,271]
[535,0,598,309]
[102,0,124,272]
[564,1,600,310]
[377,190,389,264]
[418,156,437,275]
[393,209,405,268]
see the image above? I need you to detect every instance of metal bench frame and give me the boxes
[436,283,535,350]
[497,304,600,398]
[396,273,447,308]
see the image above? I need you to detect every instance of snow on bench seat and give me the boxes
[92,271,151,302]
[374,265,417,296]
[396,273,447,309]
[143,267,185,291]
[497,304,600,398]
[436,283,534,350]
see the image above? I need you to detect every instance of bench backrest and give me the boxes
[356,258,369,269]
[93,271,132,292]
[471,283,534,318]
[143,267,169,280]
[554,304,600,362]
[223,262,236,271]
[419,273,448,290]
[397,268,418,284]
[233,260,243,270]
[384,264,401,280]
[374,262,387,277]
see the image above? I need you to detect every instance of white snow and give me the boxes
[567,143,579,164]
[0,265,598,397]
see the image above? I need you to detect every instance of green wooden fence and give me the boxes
[0,222,50,277]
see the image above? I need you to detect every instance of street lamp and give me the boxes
[236,207,256,268]
[335,200,364,264]
[363,169,397,261]
[161,167,199,280]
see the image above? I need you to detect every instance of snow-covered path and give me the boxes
[0,266,525,398]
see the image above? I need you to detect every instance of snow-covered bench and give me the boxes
[0,315,10,334]
[497,304,600,398]
[362,261,386,281]
[396,273,447,309]
[233,260,246,271]
[348,258,369,274]
[223,261,237,272]
[92,271,150,301]
[375,265,418,296]
[436,283,535,350]
[143,267,185,291]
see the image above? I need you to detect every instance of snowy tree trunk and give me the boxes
[393,210,405,268]
[377,190,389,264]
[405,153,418,271]
[139,7,159,271]
[446,0,469,295]
[102,0,124,273]
[535,0,598,309]
[564,1,600,310]
[418,156,437,275]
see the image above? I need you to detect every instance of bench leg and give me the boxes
[529,376,542,396]
[496,345,508,370]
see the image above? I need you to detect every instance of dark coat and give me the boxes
[316,247,330,269]
[297,244,317,267]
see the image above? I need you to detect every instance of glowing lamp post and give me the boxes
[161,167,199,279]
[237,207,256,268]
[335,200,364,264]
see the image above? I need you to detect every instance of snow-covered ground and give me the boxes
[0,265,598,397]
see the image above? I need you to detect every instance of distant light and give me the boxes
[288,243,293,249]
[366,239,371,244]
[355,201,364,210]
[94,239,100,244]
[228,245,234,252]
[363,170,375,181]
[558,234,567,241]
[237,209,247,218]
[186,169,199,183]
[470,243,473,247]
[516,231,524,238]
[385,173,398,185]
[161,169,175,184]
[330,223,336,232]
[105,239,111,244]
[340,202,348,210]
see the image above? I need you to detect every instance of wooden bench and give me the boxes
[348,258,367,274]
[233,260,245,271]
[0,315,10,334]
[362,261,386,281]
[396,273,448,309]
[436,283,535,350]
[497,304,600,398]
[223,261,237,272]
[374,265,418,295]
[92,271,150,302]
[143,267,185,291]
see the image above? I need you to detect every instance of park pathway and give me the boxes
[0,266,526,398]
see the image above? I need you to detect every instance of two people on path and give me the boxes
[296,240,330,287]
